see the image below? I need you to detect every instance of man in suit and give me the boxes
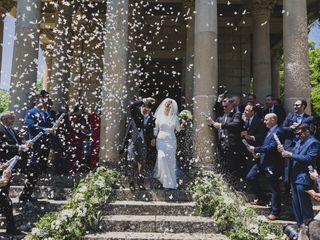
[246,113,284,220]
[241,104,267,170]
[278,123,320,225]
[124,97,156,190]
[282,99,315,183]
[0,111,32,234]
[207,97,244,184]
[19,95,61,202]
[262,94,286,125]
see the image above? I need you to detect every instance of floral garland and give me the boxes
[25,167,118,240]
[188,171,283,240]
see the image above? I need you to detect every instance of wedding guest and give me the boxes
[207,97,244,185]
[0,168,21,235]
[246,113,284,220]
[262,94,286,125]
[65,105,90,173]
[278,123,320,226]
[88,110,100,170]
[20,95,60,202]
[282,99,315,183]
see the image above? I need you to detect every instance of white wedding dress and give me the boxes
[153,116,180,189]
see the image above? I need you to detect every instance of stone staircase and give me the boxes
[0,174,79,238]
[82,188,228,240]
[1,171,320,239]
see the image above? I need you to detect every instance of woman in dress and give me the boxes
[153,98,181,189]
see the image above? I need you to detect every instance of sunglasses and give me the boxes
[293,104,301,107]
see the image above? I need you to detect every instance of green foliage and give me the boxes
[279,41,320,118]
[189,171,283,240]
[0,90,9,113]
[25,167,119,240]
[35,77,44,92]
[309,45,320,117]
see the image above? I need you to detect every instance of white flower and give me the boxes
[78,185,88,193]
[60,209,75,221]
[74,193,85,202]
[95,176,106,188]
[76,205,88,217]
[31,227,46,237]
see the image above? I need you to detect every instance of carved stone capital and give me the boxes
[251,0,276,18]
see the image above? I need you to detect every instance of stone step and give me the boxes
[113,189,192,202]
[104,201,197,216]
[10,174,83,188]
[0,229,25,239]
[250,204,320,221]
[98,215,218,233]
[9,186,72,200]
[82,232,228,240]
[0,198,67,231]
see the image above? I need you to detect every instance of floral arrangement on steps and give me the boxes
[188,171,283,240]
[25,167,119,240]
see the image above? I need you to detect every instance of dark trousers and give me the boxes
[0,190,15,231]
[291,183,314,225]
[218,146,245,183]
[127,139,147,183]
[246,164,281,215]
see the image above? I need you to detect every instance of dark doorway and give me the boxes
[140,58,182,109]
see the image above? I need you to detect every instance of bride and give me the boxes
[153,98,181,189]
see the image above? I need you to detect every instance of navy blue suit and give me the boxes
[282,112,315,182]
[246,125,284,215]
[289,135,320,225]
[21,107,63,200]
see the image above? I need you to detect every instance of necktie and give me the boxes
[223,113,228,124]
[296,115,302,123]
[269,108,272,113]
[245,118,250,129]
[7,127,18,143]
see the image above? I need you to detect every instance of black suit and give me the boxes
[262,105,286,125]
[0,124,24,232]
[214,111,244,181]
[282,112,316,182]
[242,116,267,170]
[124,100,156,185]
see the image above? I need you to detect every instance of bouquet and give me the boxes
[178,110,193,127]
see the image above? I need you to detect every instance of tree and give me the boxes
[309,43,320,117]
[0,90,9,113]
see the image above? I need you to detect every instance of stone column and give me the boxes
[184,0,195,111]
[0,15,4,78]
[100,0,129,162]
[271,49,281,99]
[43,47,54,92]
[9,0,41,124]
[193,0,218,165]
[251,0,275,103]
[283,0,310,114]
[50,0,73,113]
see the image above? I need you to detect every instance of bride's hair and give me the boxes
[154,98,178,123]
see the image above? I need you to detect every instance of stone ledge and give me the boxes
[99,215,219,233]
[105,201,196,216]
[113,189,192,202]
[82,232,229,240]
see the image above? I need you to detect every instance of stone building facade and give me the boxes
[0,0,319,165]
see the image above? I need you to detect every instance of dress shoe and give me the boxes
[266,214,279,221]
[6,228,22,235]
